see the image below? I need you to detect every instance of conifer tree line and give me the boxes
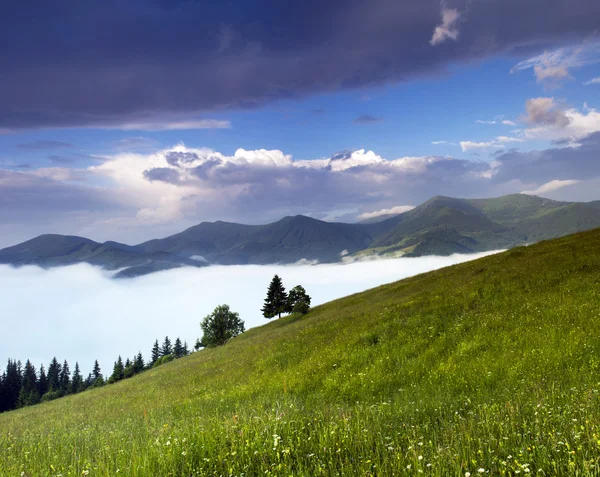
[0,335,191,414]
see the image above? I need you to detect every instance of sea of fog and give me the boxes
[0,251,500,375]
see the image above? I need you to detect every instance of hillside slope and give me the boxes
[139,215,378,264]
[1,229,600,475]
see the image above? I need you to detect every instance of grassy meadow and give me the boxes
[1,229,600,476]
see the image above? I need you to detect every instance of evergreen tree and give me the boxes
[59,360,71,394]
[18,360,39,407]
[1,359,23,411]
[109,356,125,383]
[200,305,245,347]
[161,336,172,357]
[71,363,83,394]
[194,338,202,351]
[37,364,48,396]
[173,338,184,358]
[262,274,288,319]
[150,340,160,366]
[0,370,7,413]
[183,341,190,356]
[47,357,61,392]
[92,360,104,387]
[133,352,145,374]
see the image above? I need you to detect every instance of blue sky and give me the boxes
[1,0,600,246]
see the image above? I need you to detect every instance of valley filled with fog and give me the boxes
[0,251,499,375]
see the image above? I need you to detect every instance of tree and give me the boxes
[133,352,145,374]
[37,364,48,396]
[47,357,61,392]
[71,363,83,394]
[183,341,190,356]
[200,304,245,347]
[150,340,160,366]
[91,360,104,387]
[194,338,202,351]
[173,338,184,358]
[109,356,124,383]
[287,285,312,314]
[59,360,71,394]
[161,336,172,357]
[262,274,288,319]
[18,360,39,407]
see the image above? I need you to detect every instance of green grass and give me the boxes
[2,229,600,476]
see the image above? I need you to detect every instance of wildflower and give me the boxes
[478,469,485,474]
[418,455,423,460]
[465,473,471,477]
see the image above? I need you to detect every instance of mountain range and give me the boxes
[1,193,599,277]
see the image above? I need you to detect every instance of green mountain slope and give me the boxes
[2,229,600,475]
[362,194,600,257]
[2,194,600,272]
[140,215,377,264]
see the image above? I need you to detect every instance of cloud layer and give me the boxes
[1,0,599,129]
[0,252,498,374]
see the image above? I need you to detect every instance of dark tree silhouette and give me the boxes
[262,274,288,319]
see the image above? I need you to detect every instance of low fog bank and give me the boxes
[0,251,500,375]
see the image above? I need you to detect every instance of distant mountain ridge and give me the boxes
[1,194,600,277]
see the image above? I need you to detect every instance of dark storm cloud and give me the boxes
[1,0,599,129]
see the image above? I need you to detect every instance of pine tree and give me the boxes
[151,340,160,366]
[194,338,202,351]
[133,352,145,374]
[161,336,172,357]
[183,341,190,356]
[71,363,83,394]
[18,360,39,407]
[92,360,104,387]
[47,357,61,392]
[173,338,184,358]
[59,360,71,394]
[2,359,23,411]
[109,356,125,383]
[262,274,288,319]
[37,364,48,396]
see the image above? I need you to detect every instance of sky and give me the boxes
[0,251,498,375]
[1,0,600,247]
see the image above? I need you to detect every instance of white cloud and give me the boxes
[431,140,456,145]
[113,119,231,131]
[460,136,523,152]
[358,205,415,221]
[523,100,600,142]
[521,179,580,196]
[511,40,600,88]
[430,8,461,46]
[0,252,498,374]
[584,77,600,85]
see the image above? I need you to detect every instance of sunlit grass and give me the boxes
[1,229,600,476]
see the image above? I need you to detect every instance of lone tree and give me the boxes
[287,285,312,314]
[262,274,288,319]
[200,304,245,347]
